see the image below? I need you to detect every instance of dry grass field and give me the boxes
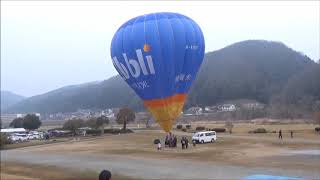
[187,122,319,139]
[1,162,135,180]
[1,161,97,180]
[1,139,68,150]
[25,123,320,171]
[1,122,319,179]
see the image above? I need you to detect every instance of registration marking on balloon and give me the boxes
[175,74,192,83]
[185,45,199,50]
[131,81,150,90]
[110,12,205,133]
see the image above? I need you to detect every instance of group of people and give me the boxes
[157,133,193,150]
[180,136,189,149]
[165,132,177,148]
[278,129,294,140]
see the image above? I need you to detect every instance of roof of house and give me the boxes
[0,128,26,133]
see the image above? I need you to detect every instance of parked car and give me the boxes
[10,133,28,142]
[192,131,217,144]
[28,131,41,140]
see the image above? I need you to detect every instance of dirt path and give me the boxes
[2,149,318,180]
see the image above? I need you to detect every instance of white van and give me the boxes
[192,131,217,144]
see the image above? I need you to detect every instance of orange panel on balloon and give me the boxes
[144,94,186,132]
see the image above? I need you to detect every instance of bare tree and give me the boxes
[141,112,152,128]
[314,112,320,126]
[86,116,109,134]
[63,118,84,136]
[96,115,109,134]
[116,107,135,130]
[225,121,234,134]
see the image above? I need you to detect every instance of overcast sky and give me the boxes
[1,1,319,97]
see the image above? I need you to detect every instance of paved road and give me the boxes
[2,149,319,179]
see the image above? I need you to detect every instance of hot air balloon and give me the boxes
[110,12,205,132]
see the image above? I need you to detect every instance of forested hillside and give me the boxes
[5,40,319,119]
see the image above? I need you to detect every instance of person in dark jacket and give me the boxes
[165,135,169,147]
[99,170,111,180]
[290,131,293,138]
[181,137,185,149]
[169,133,173,147]
[173,136,177,147]
[185,137,189,149]
[279,129,283,139]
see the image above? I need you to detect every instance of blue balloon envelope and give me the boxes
[110,12,205,132]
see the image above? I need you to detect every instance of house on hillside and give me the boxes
[204,106,218,113]
[17,113,41,118]
[102,109,115,118]
[185,106,203,115]
[0,128,26,133]
[241,102,265,110]
[219,104,236,112]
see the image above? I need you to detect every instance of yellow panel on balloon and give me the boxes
[144,94,186,132]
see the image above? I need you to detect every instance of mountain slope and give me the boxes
[5,77,143,113]
[1,91,25,111]
[187,40,314,106]
[281,64,320,112]
[5,40,317,114]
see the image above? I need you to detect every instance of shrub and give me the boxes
[196,126,206,131]
[209,128,226,133]
[86,128,133,135]
[182,128,187,132]
[186,125,191,129]
[105,128,133,134]
[104,129,116,134]
[86,129,101,135]
[315,127,320,132]
[225,121,234,134]
[252,128,267,133]
[119,129,134,134]
[176,125,183,129]
[0,133,11,147]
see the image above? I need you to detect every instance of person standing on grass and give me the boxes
[185,137,189,149]
[165,135,169,147]
[279,129,283,140]
[181,137,185,149]
[173,135,177,147]
[168,132,173,147]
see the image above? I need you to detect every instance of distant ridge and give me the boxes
[5,40,318,117]
[1,91,25,112]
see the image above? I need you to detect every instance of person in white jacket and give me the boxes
[157,142,162,150]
